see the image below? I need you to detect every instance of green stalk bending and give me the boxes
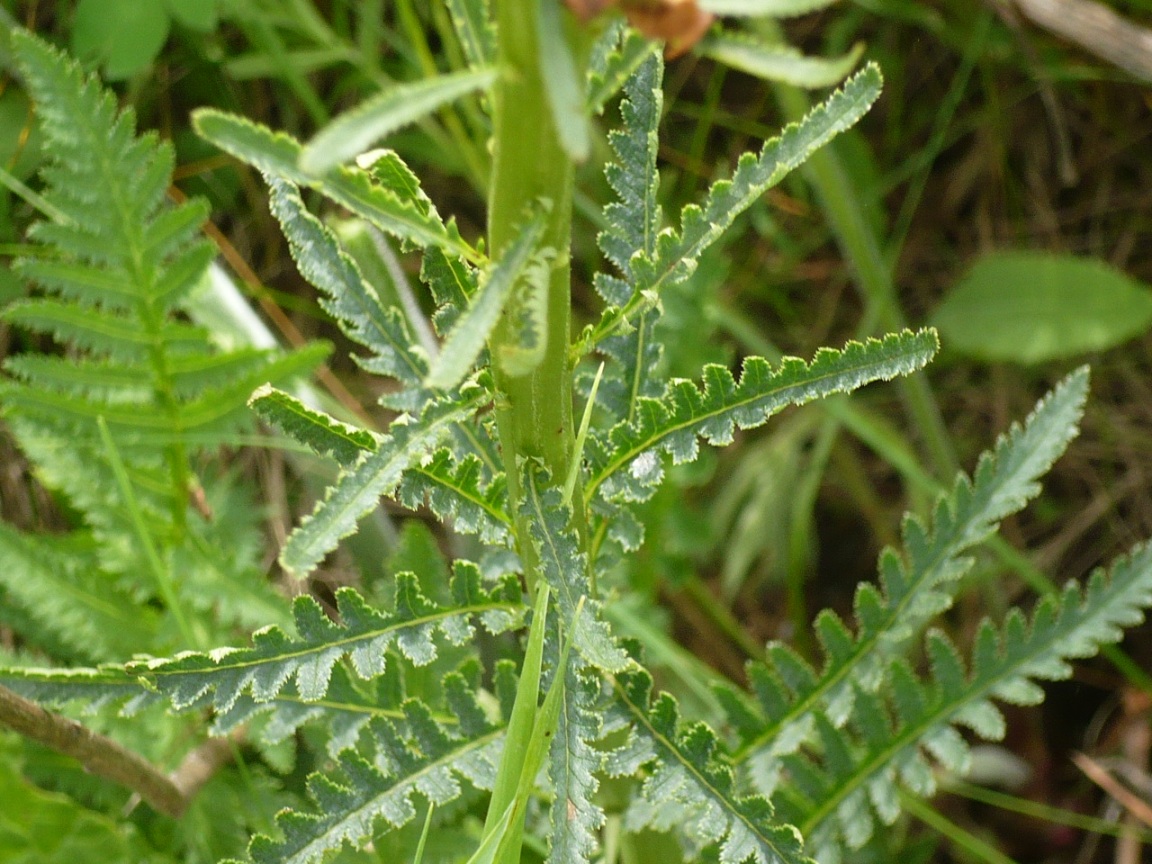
[487,0,585,595]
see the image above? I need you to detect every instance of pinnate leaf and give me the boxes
[585,329,938,504]
[127,566,522,715]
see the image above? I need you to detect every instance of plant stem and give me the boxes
[487,0,584,595]
[0,684,188,817]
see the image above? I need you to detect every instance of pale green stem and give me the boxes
[487,0,586,596]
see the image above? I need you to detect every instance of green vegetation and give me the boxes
[1,3,1151,864]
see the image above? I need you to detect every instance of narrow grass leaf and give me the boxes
[699,0,839,14]
[536,0,590,162]
[300,69,496,175]
[701,33,864,88]
[426,214,547,390]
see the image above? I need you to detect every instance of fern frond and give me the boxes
[578,64,881,352]
[585,330,938,505]
[607,668,809,864]
[0,526,159,661]
[522,465,631,673]
[192,109,480,263]
[240,702,502,864]
[776,539,1152,859]
[5,30,322,545]
[280,391,486,577]
[127,566,522,715]
[2,299,208,361]
[266,177,433,411]
[730,369,1089,786]
[4,342,327,440]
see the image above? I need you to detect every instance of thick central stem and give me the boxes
[488,0,582,592]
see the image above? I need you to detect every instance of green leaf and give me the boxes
[246,703,504,864]
[70,0,170,79]
[521,465,631,673]
[483,586,551,863]
[595,54,666,422]
[537,0,590,163]
[581,63,882,350]
[164,0,217,31]
[280,394,483,576]
[446,0,496,68]
[608,669,810,864]
[931,251,1152,364]
[193,109,480,262]
[249,385,378,467]
[698,0,839,15]
[266,177,432,408]
[587,20,658,116]
[730,370,1090,791]
[127,567,521,713]
[0,664,152,716]
[585,329,938,505]
[547,668,605,864]
[780,539,1152,858]
[0,525,159,661]
[425,213,548,390]
[701,33,864,88]
[396,448,511,544]
[300,68,497,175]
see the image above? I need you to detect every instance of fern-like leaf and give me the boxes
[281,392,485,576]
[584,330,938,505]
[729,369,1089,788]
[249,385,378,467]
[192,109,479,263]
[587,20,658,116]
[606,668,809,864]
[397,448,511,543]
[579,64,881,352]
[595,53,666,422]
[522,465,630,673]
[774,539,1152,860]
[126,565,521,715]
[267,177,433,410]
[239,700,503,864]
[0,524,160,661]
[548,667,607,864]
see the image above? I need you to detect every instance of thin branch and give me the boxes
[0,683,232,818]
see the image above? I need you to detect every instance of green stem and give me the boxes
[900,792,1020,864]
[487,0,584,596]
